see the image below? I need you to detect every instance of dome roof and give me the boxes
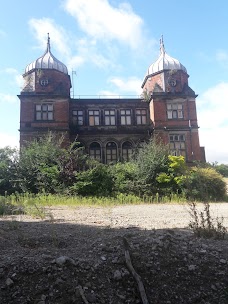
[25,34,68,75]
[147,37,187,75]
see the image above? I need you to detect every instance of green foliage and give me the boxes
[0,147,18,195]
[110,162,137,194]
[214,163,228,177]
[0,196,16,215]
[72,163,114,196]
[156,155,187,194]
[185,167,227,201]
[16,132,86,193]
[188,202,227,239]
[0,132,227,202]
[133,138,169,195]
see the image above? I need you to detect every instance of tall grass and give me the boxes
[0,192,188,216]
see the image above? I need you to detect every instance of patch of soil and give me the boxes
[0,205,228,303]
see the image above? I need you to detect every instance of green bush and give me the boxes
[214,164,228,177]
[133,138,169,195]
[72,164,114,196]
[16,133,86,194]
[156,155,187,195]
[110,162,137,194]
[185,167,227,201]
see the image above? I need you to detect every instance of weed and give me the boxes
[188,202,227,239]
[0,197,17,216]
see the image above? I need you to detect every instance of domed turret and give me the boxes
[25,34,68,75]
[147,37,187,76]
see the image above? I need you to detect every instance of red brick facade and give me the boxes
[18,40,205,163]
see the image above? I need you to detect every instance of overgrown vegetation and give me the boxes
[188,201,227,239]
[0,132,227,203]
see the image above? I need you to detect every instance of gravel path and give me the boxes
[34,202,228,230]
[1,202,228,304]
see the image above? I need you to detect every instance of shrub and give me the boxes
[133,138,169,195]
[72,164,114,196]
[110,162,137,194]
[185,167,227,201]
[156,155,187,195]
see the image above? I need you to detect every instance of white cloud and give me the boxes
[216,49,228,63]
[68,38,114,69]
[109,76,142,95]
[98,90,121,97]
[0,68,23,88]
[28,18,70,57]
[63,0,145,49]
[197,82,228,164]
[197,82,228,128]
[0,133,19,149]
[28,18,115,71]
[0,93,17,104]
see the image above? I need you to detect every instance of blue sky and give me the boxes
[0,0,228,163]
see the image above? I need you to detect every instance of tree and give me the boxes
[0,147,19,195]
[133,138,169,195]
[17,132,87,193]
[156,155,187,195]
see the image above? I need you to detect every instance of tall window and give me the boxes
[88,110,100,126]
[122,141,133,161]
[136,109,147,125]
[106,142,117,164]
[89,142,101,161]
[167,103,183,119]
[169,134,186,156]
[72,110,84,126]
[104,110,116,125]
[120,109,131,125]
[35,104,53,120]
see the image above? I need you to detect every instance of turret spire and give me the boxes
[160,35,165,55]
[47,33,51,53]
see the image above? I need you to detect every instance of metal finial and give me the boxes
[160,35,165,54]
[47,33,50,52]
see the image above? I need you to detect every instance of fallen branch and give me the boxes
[123,237,149,304]
[77,285,89,304]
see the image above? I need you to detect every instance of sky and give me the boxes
[0,0,228,164]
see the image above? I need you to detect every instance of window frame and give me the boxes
[104,109,116,126]
[135,109,147,125]
[106,142,118,164]
[88,110,100,126]
[120,109,132,125]
[169,134,186,156]
[167,103,184,120]
[89,142,101,161]
[72,110,84,126]
[122,141,133,162]
[35,103,53,121]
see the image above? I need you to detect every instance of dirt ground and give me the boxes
[0,203,228,304]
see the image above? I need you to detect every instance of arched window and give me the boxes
[89,142,101,161]
[106,142,117,164]
[122,141,133,161]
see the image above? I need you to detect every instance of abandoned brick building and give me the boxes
[18,36,205,164]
